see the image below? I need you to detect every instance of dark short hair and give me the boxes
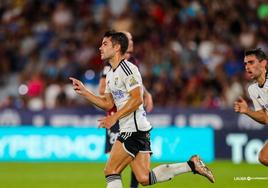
[103,30,128,55]
[245,48,267,61]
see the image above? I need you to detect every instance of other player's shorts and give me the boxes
[105,106,119,153]
[117,131,152,158]
[105,121,120,153]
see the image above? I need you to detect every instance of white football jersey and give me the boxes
[105,59,152,132]
[248,80,268,111]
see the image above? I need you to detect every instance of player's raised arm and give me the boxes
[69,77,114,111]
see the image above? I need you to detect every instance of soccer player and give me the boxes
[70,31,215,188]
[234,48,268,166]
[99,31,153,188]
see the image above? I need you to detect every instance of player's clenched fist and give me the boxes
[234,97,248,113]
[69,77,87,96]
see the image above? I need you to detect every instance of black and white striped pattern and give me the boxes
[149,171,157,185]
[120,132,133,140]
[120,61,133,76]
[106,174,121,184]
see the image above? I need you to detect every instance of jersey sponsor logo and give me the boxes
[129,76,138,87]
[112,90,124,100]
[259,103,268,110]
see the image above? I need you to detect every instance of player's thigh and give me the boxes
[104,140,133,175]
[130,152,151,182]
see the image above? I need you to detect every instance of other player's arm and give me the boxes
[99,65,110,95]
[70,77,114,111]
[99,86,142,129]
[99,77,106,95]
[234,96,268,125]
[143,85,153,112]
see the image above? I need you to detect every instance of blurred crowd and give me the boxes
[0,0,268,110]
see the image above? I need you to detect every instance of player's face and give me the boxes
[244,55,265,80]
[99,37,116,60]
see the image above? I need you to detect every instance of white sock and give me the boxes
[106,174,122,188]
[151,162,191,183]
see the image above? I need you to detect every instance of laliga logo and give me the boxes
[234,176,268,181]
[233,176,251,181]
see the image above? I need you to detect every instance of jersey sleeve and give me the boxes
[248,85,262,111]
[124,66,143,92]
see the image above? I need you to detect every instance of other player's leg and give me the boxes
[187,155,215,183]
[259,141,268,166]
[130,152,192,186]
[131,153,215,186]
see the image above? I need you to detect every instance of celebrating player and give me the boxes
[99,31,153,188]
[70,30,215,188]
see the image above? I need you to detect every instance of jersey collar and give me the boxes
[113,59,125,72]
[258,71,268,88]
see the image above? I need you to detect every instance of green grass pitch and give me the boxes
[0,161,267,188]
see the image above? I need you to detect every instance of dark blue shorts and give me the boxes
[105,122,120,153]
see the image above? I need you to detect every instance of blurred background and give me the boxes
[0,0,268,187]
[1,0,268,110]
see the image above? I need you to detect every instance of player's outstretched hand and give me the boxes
[69,77,87,96]
[234,96,248,114]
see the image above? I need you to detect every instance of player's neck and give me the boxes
[257,70,267,87]
[110,54,124,70]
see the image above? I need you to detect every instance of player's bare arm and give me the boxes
[245,109,268,125]
[70,77,114,111]
[234,96,268,125]
[98,86,142,129]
